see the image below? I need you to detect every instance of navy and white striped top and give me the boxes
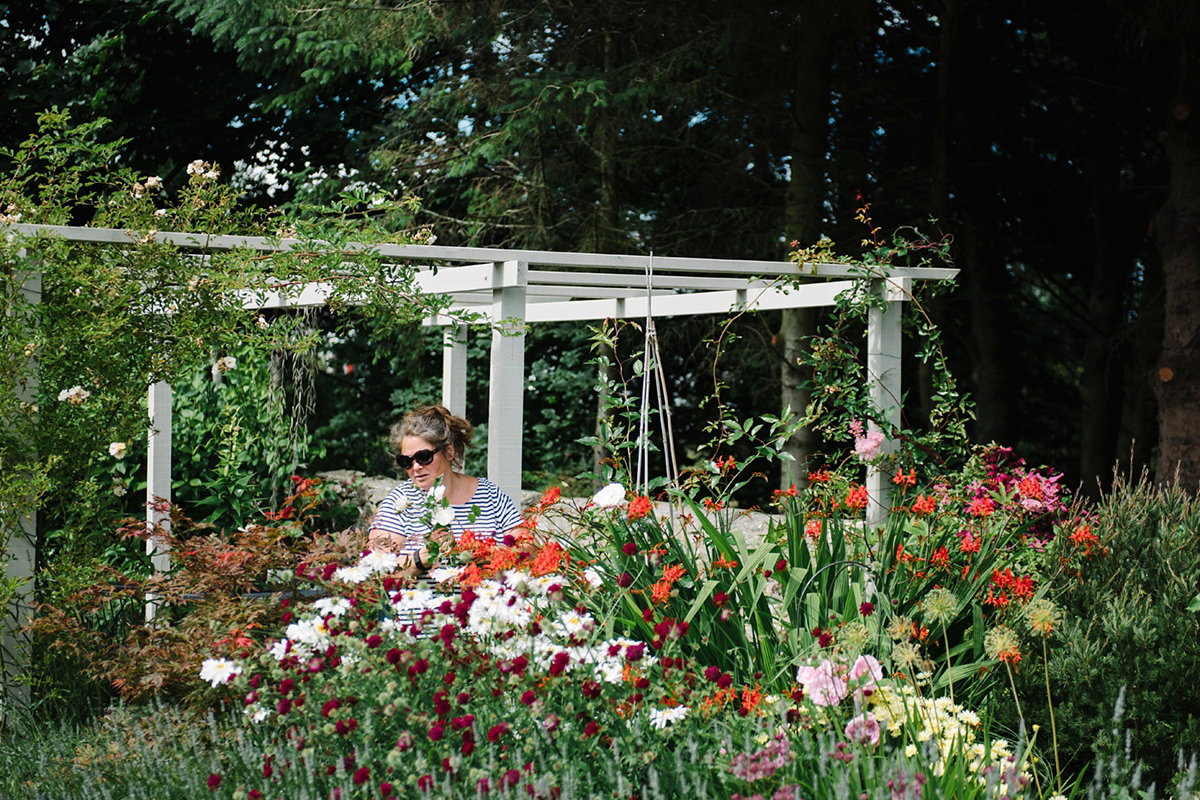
[367,477,522,557]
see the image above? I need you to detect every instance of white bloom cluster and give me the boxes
[108,441,127,459]
[57,386,90,405]
[648,705,690,729]
[312,597,352,617]
[186,160,220,180]
[866,682,1022,782]
[0,203,22,224]
[211,356,237,377]
[199,657,242,687]
[591,482,626,508]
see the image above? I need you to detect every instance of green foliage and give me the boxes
[1009,472,1200,791]
[171,341,320,529]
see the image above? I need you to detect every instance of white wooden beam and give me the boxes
[146,381,173,621]
[3,260,38,711]
[487,262,526,505]
[442,325,468,416]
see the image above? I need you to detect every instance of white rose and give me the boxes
[432,484,447,502]
[108,441,127,459]
[431,506,455,528]
[392,493,409,513]
[592,482,626,508]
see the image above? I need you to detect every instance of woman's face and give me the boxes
[400,435,453,491]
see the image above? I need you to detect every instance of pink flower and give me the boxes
[854,428,886,462]
[795,659,848,706]
[845,712,881,746]
[849,654,883,689]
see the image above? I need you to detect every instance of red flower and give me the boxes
[704,665,721,682]
[207,773,222,791]
[712,591,729,608]
[521,690,537,706]
[911,494,938,515]
[584,720,601,737]
[930,546,951,570]
[622,542,638,555]
[487,722,510,742]
[860,602,875,616]
[628,495,654,520]
[845,485,869,511]
[549,652,570,676]
[967,495,995,518]
[353,766,370,785]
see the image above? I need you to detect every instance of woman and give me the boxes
[368,405,522,575]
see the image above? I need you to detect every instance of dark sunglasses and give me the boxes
[396,447,440,470]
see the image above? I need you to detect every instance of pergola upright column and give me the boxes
[3,262,38,711]
[442,324,468,417]
[488,261,527,503]
[146,381,172,621]
[865,277,909,529]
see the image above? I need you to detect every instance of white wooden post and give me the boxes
[865,277,909,529]
[442,324,468,417]
[146,381,172,621]
[2,261,38,712]
[487,261,527,504]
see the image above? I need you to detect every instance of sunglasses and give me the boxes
[396,447,441,470]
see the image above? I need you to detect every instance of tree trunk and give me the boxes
[1151,45,1200,490]
[1078,128,1128,498]
[779,9,830,490]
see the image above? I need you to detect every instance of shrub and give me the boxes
[1007,472,1200,790]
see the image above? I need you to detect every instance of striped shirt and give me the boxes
[368,478,522,556]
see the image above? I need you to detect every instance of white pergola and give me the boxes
[8,222,957,580]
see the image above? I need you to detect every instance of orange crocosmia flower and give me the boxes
[461,562,484,588]
[661,564,687,583]
[458,529,483,554]
[773,484,800,500]
[805,519,823,540]
[1069,524,1104,556]
[845,485,869,511]
[741,684,763,714]
[1017,475,1043,500]
[911,494,938,515]
[892,468,917,488]
[628,495,654,521]
[650,579,672,605]
[540,486,562,507]
[930,545,951,570]
[967,496,995,518]
[530,541,565,576]
[488,547,519,573]
[807,470,830,484]
[959,531,981,554]
[713,555,739,569]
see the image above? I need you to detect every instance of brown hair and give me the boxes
[388,405,473,471]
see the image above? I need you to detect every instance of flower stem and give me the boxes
[942,623,954,703]
[1042,636,1062,794]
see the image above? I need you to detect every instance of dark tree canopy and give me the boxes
[7,0,1200,491]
